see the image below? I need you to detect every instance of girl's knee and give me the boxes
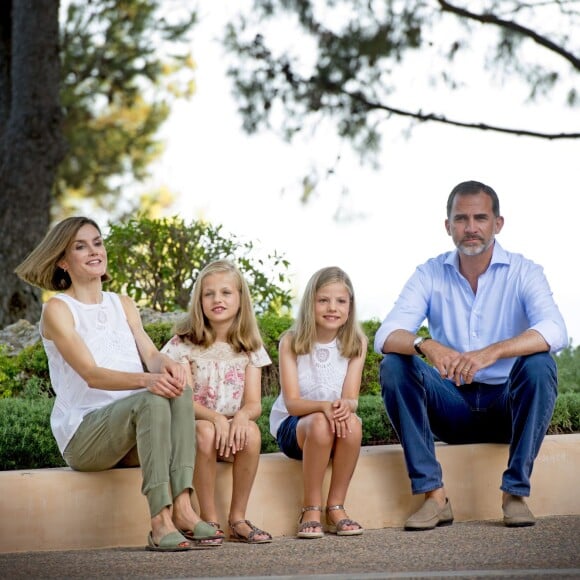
[247,421,261,444]
[196,420,217,455]
[240,422,262,455]
[304,413,334,445]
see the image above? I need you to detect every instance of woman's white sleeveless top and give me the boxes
[41,292,143,454]
[269,338,349,437]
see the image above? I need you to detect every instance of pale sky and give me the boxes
[152,4,579,346]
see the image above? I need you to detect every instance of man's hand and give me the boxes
[426,341,498,386]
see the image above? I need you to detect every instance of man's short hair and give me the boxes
[447,180,500,217]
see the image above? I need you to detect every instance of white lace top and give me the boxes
[162,336,271,416]
[41,292,143,454]
[269,338,349,437]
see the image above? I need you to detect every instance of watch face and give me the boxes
[414,336,426,355]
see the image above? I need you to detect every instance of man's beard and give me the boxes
[457,236,494,256]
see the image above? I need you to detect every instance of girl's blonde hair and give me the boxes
[14,216,111,291]
[290,266,365,358]
[174,259,263,352]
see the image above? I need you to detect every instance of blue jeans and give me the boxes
[379,353,557,497]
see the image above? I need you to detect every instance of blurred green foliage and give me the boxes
[57,0,197,218]
[0,398,65,470]
[104,216,292,313]
[1,318,579,470]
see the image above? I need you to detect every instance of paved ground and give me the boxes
[1,516,579,579]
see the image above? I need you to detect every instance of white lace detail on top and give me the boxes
[269,338,349,437]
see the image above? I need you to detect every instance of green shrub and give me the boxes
[0,398,65,470]
[358,395,397,445]
[0,343,52,399]
[257,396,279,453]
[360,319,382,395]
[1,391,579,470]
[0,344,20,398]
[2,313,580,470]
[555,346,580,394]
[550,392,580,433]
[144,321,174,351]
[258,313,293,397]
[105,216,293,314]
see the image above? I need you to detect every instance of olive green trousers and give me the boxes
[64,388,195,517]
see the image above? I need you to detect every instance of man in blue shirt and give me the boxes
[375,180,567,530]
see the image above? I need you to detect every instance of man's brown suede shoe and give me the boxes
[404,498,454,531]
[502,495,536,527]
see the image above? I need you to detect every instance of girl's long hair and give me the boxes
[173,260,263,352]
[290,266,365,359]
[15,216,111,291]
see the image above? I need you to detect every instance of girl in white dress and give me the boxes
[163,260,272,544]
[270,267,367,539]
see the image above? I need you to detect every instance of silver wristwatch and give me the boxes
[413,336,431,356]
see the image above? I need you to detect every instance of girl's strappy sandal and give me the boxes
[229,519,273,544]
[326,505,364,536]
[297,506,324,539]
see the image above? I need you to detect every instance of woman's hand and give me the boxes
[158,355,187,390]
[145,372,185,398]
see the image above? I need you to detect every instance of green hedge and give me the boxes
[0,398,66,470]
[1,315,579,470]
[1,392,579,471]
[0,316,383,399]
[3,317,580,399]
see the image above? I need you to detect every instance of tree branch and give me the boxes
[345,86,580,140]
[438,0,580,71]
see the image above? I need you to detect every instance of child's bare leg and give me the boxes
[228,422,270,541]
[192,420,219,524]
[326,417,362,532]
[297,413,334,533]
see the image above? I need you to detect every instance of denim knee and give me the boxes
[510,352,558,397]
[380,353,416,394]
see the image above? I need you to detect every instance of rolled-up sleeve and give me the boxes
[374,267,431,354]
[522,263,568,353]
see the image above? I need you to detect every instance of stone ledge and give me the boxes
[1,434,579,553]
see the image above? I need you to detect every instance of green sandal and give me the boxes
[180,521,223,547]
[146,531,194,552]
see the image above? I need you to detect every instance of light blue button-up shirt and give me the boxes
[374,242,568,384]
